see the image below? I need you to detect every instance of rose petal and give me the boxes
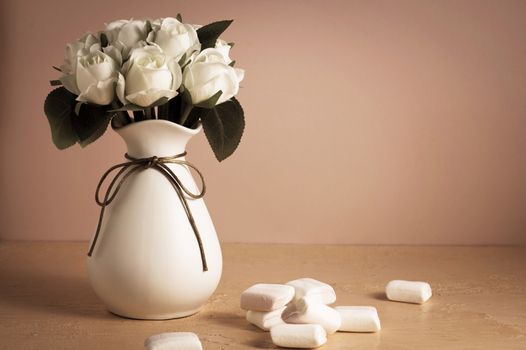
[76,78,116,105]
[167,58,182,91]
[60,73,80,95]
[103,45,123,67]
[116,73,127,105]
[125,89,177,107]
[87,60,116,82]
[235,68,245,83]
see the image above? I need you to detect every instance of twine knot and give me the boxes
[87,152,208,272]
[145,156,159,169]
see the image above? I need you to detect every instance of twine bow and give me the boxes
[87,152,208,272]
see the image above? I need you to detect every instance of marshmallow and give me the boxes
[335,306,381,332]
[282,298,341,334]
[240,283,295,311]
[246,307,286,331]
[144,332,202,350]
[286,277,336,305]
[386,280,432,304]
[270,324,327,348]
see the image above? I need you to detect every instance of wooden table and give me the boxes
[1,242,525,349]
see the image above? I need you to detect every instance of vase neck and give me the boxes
[116,120,201,159]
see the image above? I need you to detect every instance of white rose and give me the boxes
[75,51,119,105]
[147,17,200,61]
[183,52,244,105]
[102,45,123,67]
[61,33,101,73]
[59,33,101,94]
[192,47,244,83]
[105,19,129,32]
[149,18,162,30]
[104,19,149,58]
[117,45,182,107]
[214,39,233,64]
[193,47,232,65]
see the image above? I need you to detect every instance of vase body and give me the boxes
[87,120,222,320]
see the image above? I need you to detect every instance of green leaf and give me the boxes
[180,88,193,105]
[158,103,170,120]
[72,103,114,147]
[74,101,84,116]
[111,111,132,129]
[108,103,144,112]
[167,94,182,123]
[197,20,233,50]
[201,97,245,161]
[178,52,187,66]
[100,33,109,48]
[176,13,183,22]
[183,106,209,128]
[133,110,146,122]
[144,108,155,119]
[145,20,153,34]
[195,90,222,109]
[108,97,171,112]
[179,49,199,69]
[148,96,170,108]
[44,87,78,149]
[49,80,62,86]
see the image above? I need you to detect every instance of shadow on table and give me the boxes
[205,311,279,348]
[0,262,112,321]
[369,291,389,301]
[204,311,252,330]
[243,337,279,349]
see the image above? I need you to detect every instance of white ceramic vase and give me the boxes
[87,119,222,320]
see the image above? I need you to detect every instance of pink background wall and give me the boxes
[1,0,525,244]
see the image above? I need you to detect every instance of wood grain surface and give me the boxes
[1,242,525,349]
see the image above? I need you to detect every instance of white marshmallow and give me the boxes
[286,277,336,305]
[335,306,381,332]
[282,298,341,334]
[270,324,327,348]
[246,306,286,331]
[240,283,295,311]
[144,332,202,350]
[386,280,432,304]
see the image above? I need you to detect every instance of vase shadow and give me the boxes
[0,260,112,321]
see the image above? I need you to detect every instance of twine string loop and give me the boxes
[87,152,208,272]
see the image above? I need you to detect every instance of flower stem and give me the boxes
[145,108,151,119]
[179,104,193,126]
[111,101,132,126]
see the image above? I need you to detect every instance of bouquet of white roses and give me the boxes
[45,14,245,161]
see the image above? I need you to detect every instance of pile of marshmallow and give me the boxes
[240,278,432,349]
[143,278,432,349]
